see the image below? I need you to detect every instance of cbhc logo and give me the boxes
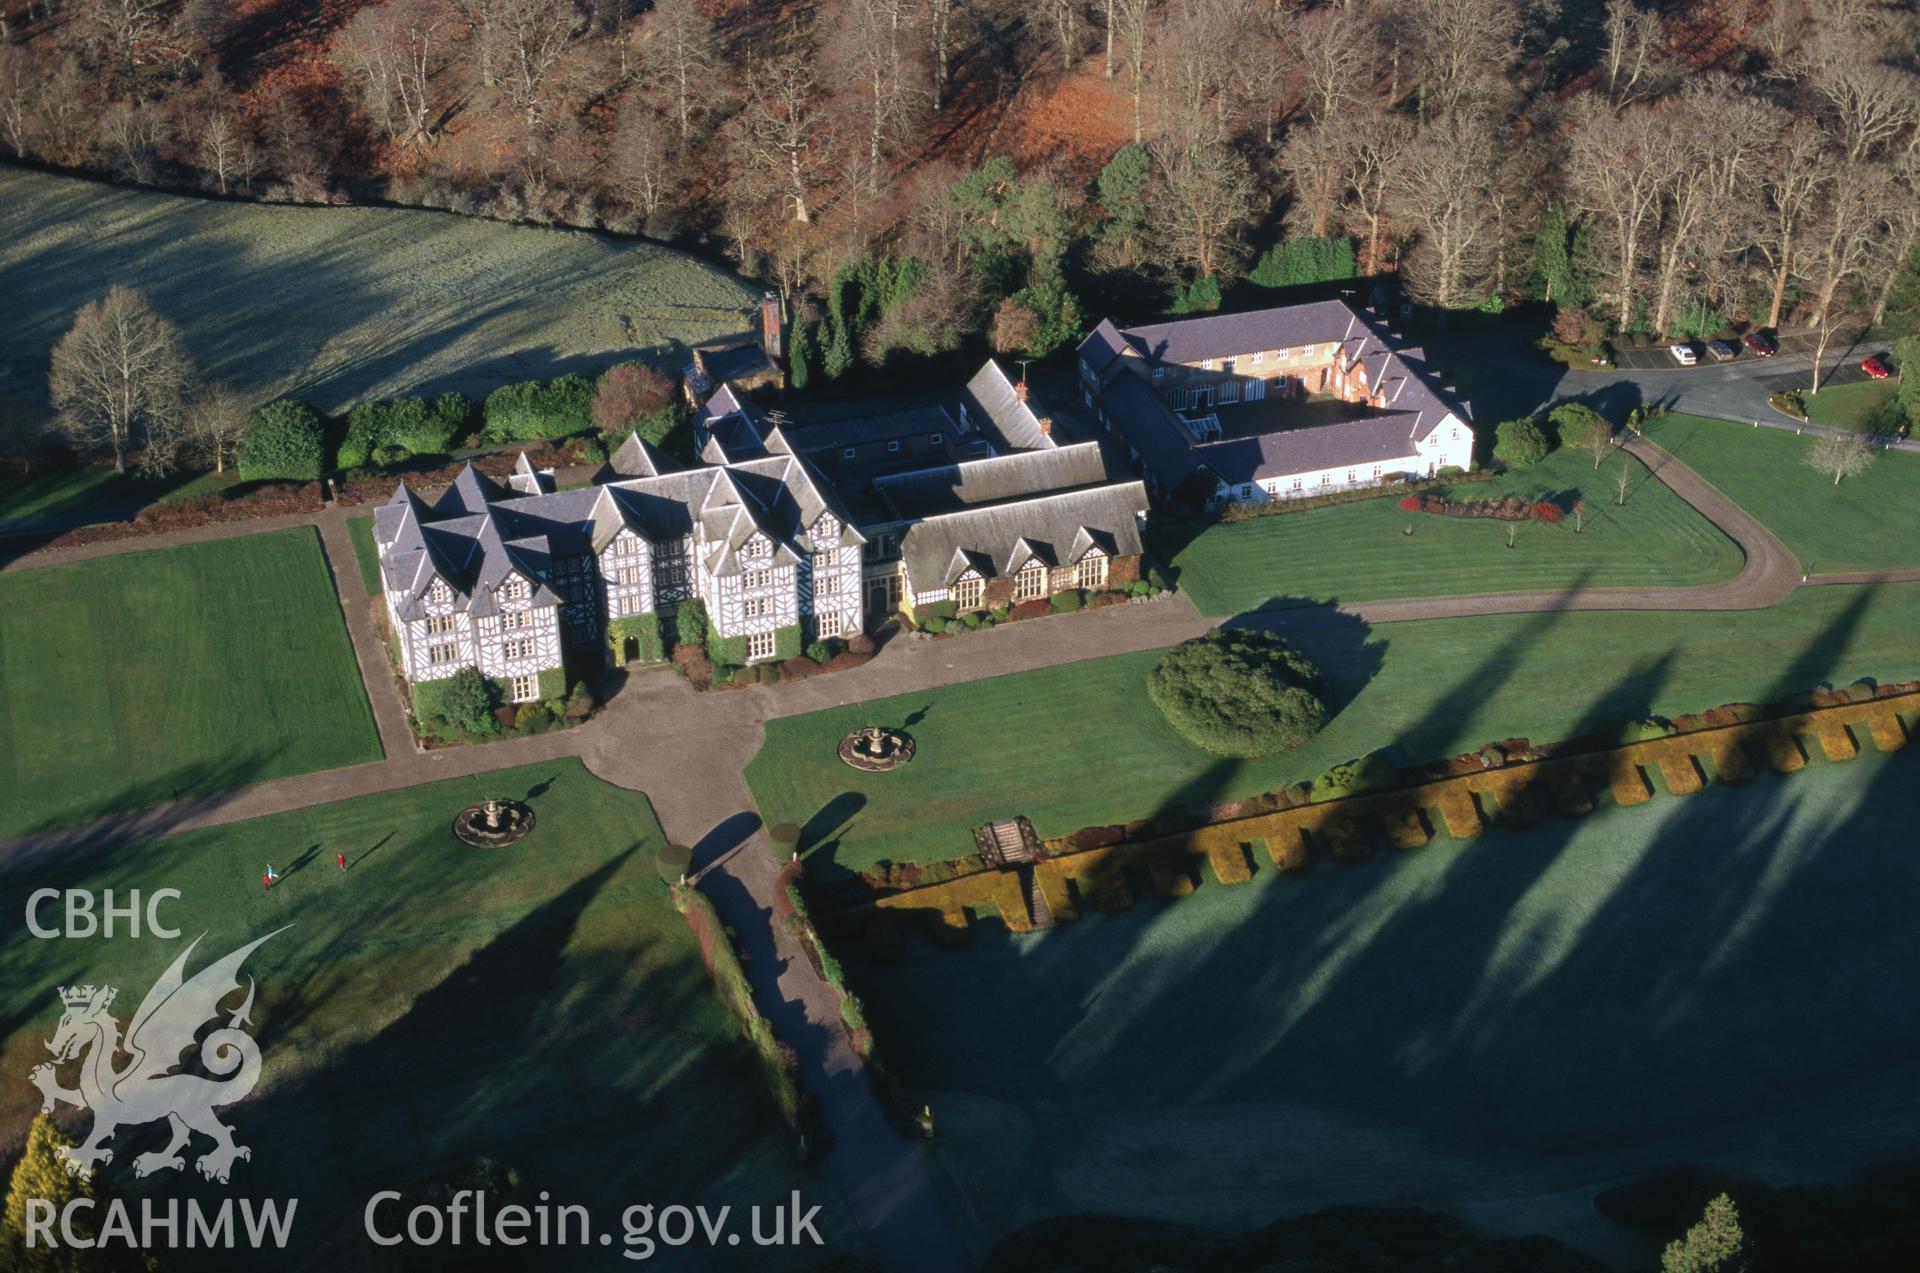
[25,890,183,939]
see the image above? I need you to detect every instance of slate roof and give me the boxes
[1095,372,1209,488]
[959,360,1058,452]
[899,481,1148,590]
[873,443,1121,520]
[1109,299,1362,368]
[1195,414,1426,485]
[787,405,960,454]
[1085,300,1472,490]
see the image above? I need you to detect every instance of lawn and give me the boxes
[0,167,761,419]
[0,528,382,839]
[1644,414,1920,573]
[746,582,1920,878]
[0,761,861,1269]
[1154,446,1741,618]
[345,513,382,596]
[1804,378,1902,433]
[847,747,1920,1263]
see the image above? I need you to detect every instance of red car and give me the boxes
[1862,355,1891,380]
[1743,331,1778,357]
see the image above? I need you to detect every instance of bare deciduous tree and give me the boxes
[335,0,447,145]
[1804,429,1875,485]
[1801,162,1891,392]
[495,0,584,126]
[1391,111,1503,310]
[1600,0,1672,106]
[1147,137,1255,282]
[1112,0,1153,142]
[73,0,173,74]
[184,382,251,473]
[1400,0,1519,122]
[1275,119,1346,240]
[1292,5,1376,124]
[735,51,824,224]
[49,286,193,474]
[635,0,717,146]
[96,98,164,184]
[0,46,33,160]
[1567,97,1672,330]
[1808,57,1920,163]
[609,100,677,225]
[1754,121,1832,330]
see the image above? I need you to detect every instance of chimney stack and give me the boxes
[1036,414,1051,437]
[1014,380,1028,403]
[760,293,784,363]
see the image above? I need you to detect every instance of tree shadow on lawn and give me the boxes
[848,590,1920,1258]
[795,793,869,875]
[170,843,770,1266]
[0,744,289,858]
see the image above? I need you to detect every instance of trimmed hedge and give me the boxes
[671,884,802,1128]
[607,613,665,665]
[237,400,326,481]
[1309,753,1399,802]
[480,374,594,443]
[339,392,472,469]
[1148,629,1328,758]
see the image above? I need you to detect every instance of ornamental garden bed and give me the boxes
[1399,492,1565,522]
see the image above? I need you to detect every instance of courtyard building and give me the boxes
[1078,300,1475,510]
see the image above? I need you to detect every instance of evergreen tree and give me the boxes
[822,273,855,381]
[2,1114,102,1271]
[1662,1193,1747,1273]
[1532,203,1572,304]
[1092,144,1153,271]
[1885,245,1920,338]
[1249,236,1355,289]
[788,319,814,391]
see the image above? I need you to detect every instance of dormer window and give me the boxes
[501,578,527,601]
[429,581,450,604]
[1014,559,1048,602]
[953,574,985,610]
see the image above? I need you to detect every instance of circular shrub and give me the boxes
[1494,417,1550,467]
[1147,630,1328,758]
[237,399,326,480]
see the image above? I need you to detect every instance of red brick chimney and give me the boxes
[760,294,784,363]
[1014,379,1028,403]
[1036,414,1052,437]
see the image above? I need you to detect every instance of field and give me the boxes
[0,761,861,1269]
[746,582,1920,877]
[345,513,382,596]
[0,528,382,839]
[1804,379,1902,433]
[1645,414,1920,573]
[847,747,1920,1265]
[0,167,762,418]
[1154,447,1741,618]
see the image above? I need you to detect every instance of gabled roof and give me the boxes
[873,443,1122,520]
[1195,414,1426,485]
[1112,299,1361,368]
[789,405,960,454]
[959,359,1058,452]
[606,433,677,478]
[899,481,1148,592]
[1077,318,1132,378]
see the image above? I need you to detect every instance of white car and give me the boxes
[1669,343,1697,366]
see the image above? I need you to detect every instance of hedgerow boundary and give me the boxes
[819,683,1920,950]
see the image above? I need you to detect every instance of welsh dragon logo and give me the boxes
[29,928,287,1184]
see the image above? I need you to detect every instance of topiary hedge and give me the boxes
[237,399,326,481]
[480,374,595,443]
[339,392,472,469]
[1147,629,1328,758]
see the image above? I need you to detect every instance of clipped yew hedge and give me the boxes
[1147,629,1328,758]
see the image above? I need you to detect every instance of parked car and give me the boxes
[1706,340,1737,363]
[1744,331,1778,357]
[1669,343,1698,366]
[1862,355,1891,379]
